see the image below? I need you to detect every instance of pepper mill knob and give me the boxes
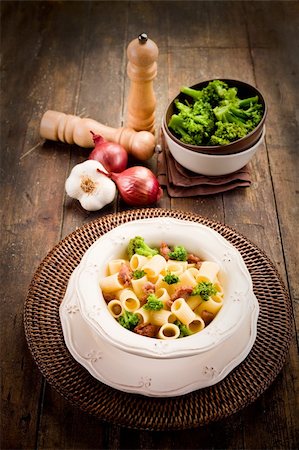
[40,110,155,160]
[126,33,158,133]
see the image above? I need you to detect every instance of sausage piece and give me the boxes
[102,292,115,303]
[201,310,215,325]
[166,286,194,308]
[187,253,203,269]
[142,281,155,295]
[160,242,171,260]
[134,323,159,338]
[118,263,132,287]
[170,286,193,301]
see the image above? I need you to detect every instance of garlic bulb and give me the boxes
[65,160,116,211]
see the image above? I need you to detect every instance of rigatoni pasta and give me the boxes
[171,298,196,325]
[99,272,124,293]
[188,316,205,333]
[129,254,148,271]
[131,275,149,298]
[158,323,180,339]
[196,261,219,283]
[108,259,127,275]
[155,287,171,304]
[186,294,202,311]
[107,300,123,318]
[195,294,223,316]
[142,254,167,278]
[175,268,198,289]
[100,236,224,339]
[164,260,188,275]
[118,289,140,312]
[149,309,175,327]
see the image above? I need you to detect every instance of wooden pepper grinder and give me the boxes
[126,33,159,134]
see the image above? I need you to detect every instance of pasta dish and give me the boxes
[99,236,224,339]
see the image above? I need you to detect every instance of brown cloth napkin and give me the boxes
[157,141,252,197]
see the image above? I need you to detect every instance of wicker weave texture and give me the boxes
[24,208,293,431]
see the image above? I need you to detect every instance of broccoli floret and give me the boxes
[127,236,158,259]
[180,85,204,101]
[174,100,193,115]
[192,281,217,301]
[143,294,164,311]
[132,269,146,279]
[209,121,248,145]
[182,99,215,133]
[168,114,203,145]
[118,310,140,330]
[175,98,213,120]
[245,105,263,128]
[174,320,193,338]
[192,100,215,127]
[211,95,263,142]
[163,272,180,285]
[168,94,214,145]
[181,80,234,107]
[214,104,247,124]
[202,80,236,106]
[168,245,188,261]
[169,98,215,145]
[214,96,260,123]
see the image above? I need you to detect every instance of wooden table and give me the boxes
[1,1,298,449]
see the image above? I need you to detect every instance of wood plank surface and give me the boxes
[1,1,298,449]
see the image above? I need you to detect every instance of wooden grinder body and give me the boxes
[40,110,156,160]
[126,34,158,133]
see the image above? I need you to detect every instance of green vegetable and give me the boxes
[118,310,139,330]
[192,281,217,301]
[132,269,146,279]
[209,121,251,146]
[174,320,193,338]
[168,98,215,145]
[143,294,164,311]
[168,245,188,261]
[181,80,234,107]
[163,272,180,285]
[168,114,199,145]
[127,236,158,259]
[211,95,262,144]
[168,80,263,146]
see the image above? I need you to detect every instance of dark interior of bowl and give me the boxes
[164,79,267,155]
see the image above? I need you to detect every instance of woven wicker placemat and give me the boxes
[24,208,293,431]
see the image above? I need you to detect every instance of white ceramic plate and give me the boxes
[60,266,259,397]
[75,218,257,359]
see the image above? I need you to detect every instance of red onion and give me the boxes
[97,166,163,206]
[88,131,128,173]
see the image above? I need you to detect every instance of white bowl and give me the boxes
[59,218,259,397]
[162,122,265,176]
[75,218,257,359]
[60,266,258,396]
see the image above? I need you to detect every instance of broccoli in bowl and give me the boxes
[168,79,265,147]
